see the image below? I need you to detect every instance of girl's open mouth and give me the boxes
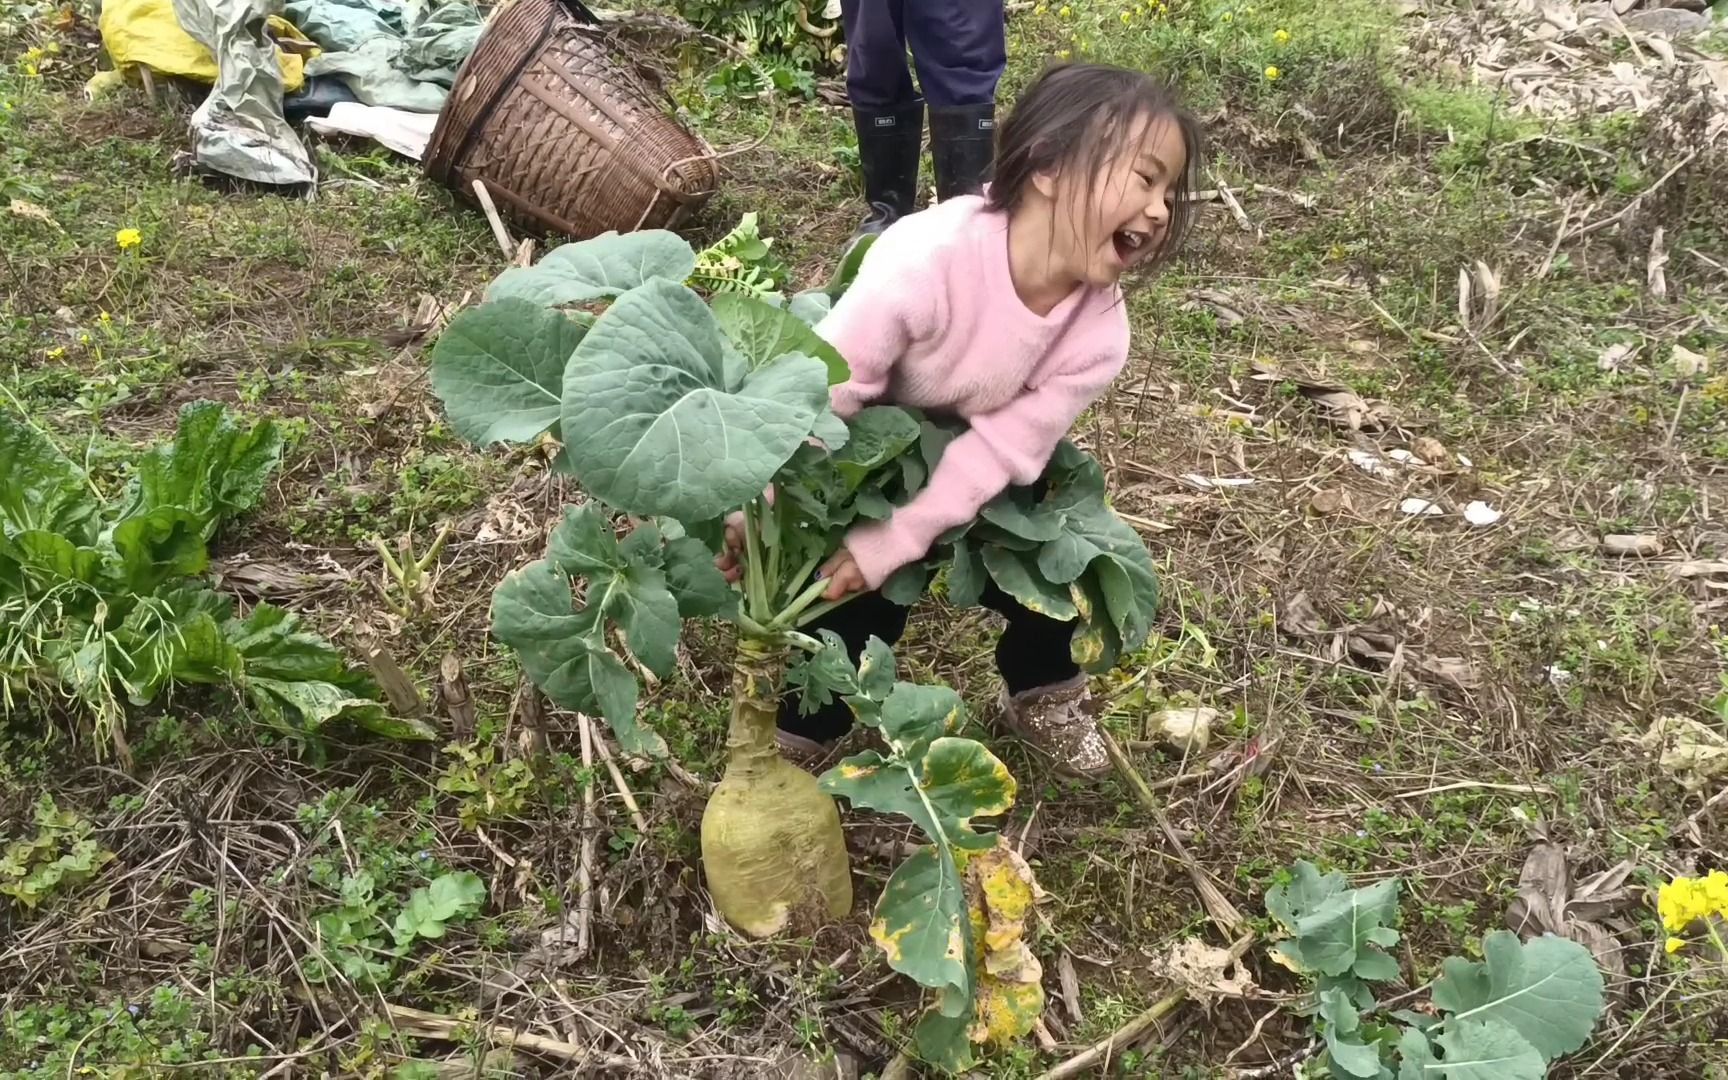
[1112,229,1150,265]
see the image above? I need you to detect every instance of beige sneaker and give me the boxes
[997,675,1112,780]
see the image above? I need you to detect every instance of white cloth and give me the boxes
[306,101,439,160]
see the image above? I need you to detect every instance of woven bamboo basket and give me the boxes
[424,0,719,239]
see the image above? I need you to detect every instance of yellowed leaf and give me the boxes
[8,199,59,228]
[958,839,1046,1047]
[1159,938,1257,1002]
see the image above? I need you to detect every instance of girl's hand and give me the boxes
[817,547,867,601]
[716,514,746,582]
[714,488,777,583]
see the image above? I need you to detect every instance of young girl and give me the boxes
[730,63,1202,779]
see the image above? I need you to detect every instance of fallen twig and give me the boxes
[1666,384,1689,449]
[1220,1005,1285,1069]
[471,179,516,261]
[1536,193,1581,278]
[1251,182,1316,210]
[1210,173,1254,233]
[661,755,711,792]
[1231,1039,1323,1078]
[1119,759,1215,795]
[383,1003,635,1068]
[1058,952,1084,1024]
[588,721,651,836]
[1686,782,1728,832]
[1035,933,1255,1080]
[1561,150,1699,245]
[1102,729,1245,936]
[1392,780,1553,800]
[473,824,518,868]
[574,713,601,962]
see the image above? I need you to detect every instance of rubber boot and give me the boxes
[851,101,925,239]
[929,103,997,203]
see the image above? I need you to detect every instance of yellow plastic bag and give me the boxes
[98,0,318,92]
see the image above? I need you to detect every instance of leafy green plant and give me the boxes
[1267,860,1608,1078]
[675,0,840,91]
[1,984,244,1078]
[426,229,1160,1070]
[436,740,537,830]
[306,869,485,988]
[0,793,114,912]
[816,638,1044,1070]
[689,212,788,301]
[0,402,426,757]
[371,523,452,619]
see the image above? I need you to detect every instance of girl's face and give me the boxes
[1039,111,1189,290]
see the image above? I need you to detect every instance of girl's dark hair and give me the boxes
[986,63,1204,277]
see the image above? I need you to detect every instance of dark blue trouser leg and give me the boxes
[843,0,1005,109]
[905,0,1006,108]
[842,0,917,111]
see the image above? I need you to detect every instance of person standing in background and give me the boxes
[841,0,1005,238]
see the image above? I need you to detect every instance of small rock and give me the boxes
[1673,344,1710,378]
[1624,8,1711,34]
[1310,489,1353,516]
[1464,501,1502,526]
[1412,436,1450,466]
[1547,664,1574,692]
[1400,497,1445,517]
[1601,533,1664,557]
[1598,342,1635,371]
[1348,449,1391,475]
[1153,707,1216,754]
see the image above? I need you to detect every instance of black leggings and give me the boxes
[777,578,1080,743]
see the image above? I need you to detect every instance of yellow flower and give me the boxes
[1666,936,1687,954]
[45,346,66,359]
[98,311,112,325]
[1264,65,1281,80]
[23,62,40,78]
[1658,873,1728,933]
[1121,10,1132,23]
[1221,10,1233,22]
[115,228,142,251]
[1058,4,1072,16]
[1274,28,1290,44]
[1035,2,1048,12]
[1705,870,1728,911]
[1056,48,1072,59]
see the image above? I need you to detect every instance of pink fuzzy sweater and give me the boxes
[816,196,1131,590]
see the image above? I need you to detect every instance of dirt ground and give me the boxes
[2,0,1727,1076]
